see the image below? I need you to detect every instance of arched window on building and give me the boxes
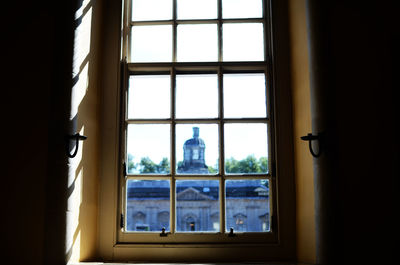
[183,215,198,232]
[132,211,147,231]
[157,211,170,230]
[233,213,247,232]
[210,212,219,231]
[259,213,270,232]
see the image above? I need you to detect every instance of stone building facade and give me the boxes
[126,180,269,232]
[126,127,270,233]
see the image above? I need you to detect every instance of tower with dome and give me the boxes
[177,127,209,174]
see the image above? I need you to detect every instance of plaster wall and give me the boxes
[288,0,316,263]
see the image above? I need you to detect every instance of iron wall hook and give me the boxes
[301,132,322,158]
[65,133,87,158]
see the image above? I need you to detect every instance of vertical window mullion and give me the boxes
[217,0,224,233]
[263,0,269,63]
[172,0,177,62]
[218,66,225,233]
[127,0,133,62]
[170,67,176,233]
[218,0,222,62]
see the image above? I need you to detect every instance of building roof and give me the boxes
[127,180,269,200]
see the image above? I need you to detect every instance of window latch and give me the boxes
[228,227,236,237]
[160,227,168,237]
[123,162,127,176]
[120,213,124,229]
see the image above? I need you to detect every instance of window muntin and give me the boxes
[224,123,268,174]
[126,0,265,63]
[176,123,219,174]
[126,179,171,232]
[131,25,173,62]
[131,0,173,21]
[120,0,274,244]
[176,179,220,232]
[222,23,265,61]
[177,0,218,20]
[223,73,267,118]
[126,124,171,174]
[175,74,218,118]
[177,24,218,62]
[128,75,171,119]
[225,179,269,232]
[222,0,263,19]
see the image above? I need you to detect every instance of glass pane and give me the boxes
[223,73,266,118]
[126,180,170,232]
[176,124,219,174]
[132,0,172,21]
[223,23,264,61]
[176,74,218,118]
[131,25,172,62]
[128,75,170,119]
[225,179,270,232]
[127,124,170,174]
[224,123,268,174]
[177,0,217,20]
[222,0,263,19]
[176,180,220,232]
[177,24,218,62]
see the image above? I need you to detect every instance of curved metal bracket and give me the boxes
[65,133,87,158]
[301,133,322,158]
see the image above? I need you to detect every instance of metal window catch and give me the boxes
[228,227,236,237]
[65,133,87,158]
[160,227,168,237]
[300,132,322,158]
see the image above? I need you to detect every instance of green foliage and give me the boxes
[208,165,218,173]
[177,161,183,169]
[127,154,136,172]
[139,157,170,174]
[225,155,268,174]
[259,157,268,173]
[157,157,170,173]
[127,155,268,174]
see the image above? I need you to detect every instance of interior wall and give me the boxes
[2,1,102,264]
[1,3,53,263]
[67,0,103,262]
[2,1,74,264]
[306,1,397,264]
[288,0,316,263]
[97,0,122,260]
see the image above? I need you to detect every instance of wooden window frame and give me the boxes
[98,0,295,261]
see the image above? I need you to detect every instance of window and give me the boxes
[114,0,294,251]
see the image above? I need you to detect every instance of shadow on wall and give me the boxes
[44,0,99,264]
[65,0,100,262]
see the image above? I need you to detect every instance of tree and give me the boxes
[157,157,170,174]
[127,154,136,173]
[129,155,268,174]
[208,165,218,173]
[225,155,268,173]
[138,157,170,174]
[259,157,269,173]
[139,157,158,173]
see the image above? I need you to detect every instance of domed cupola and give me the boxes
[178,127,209,173]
